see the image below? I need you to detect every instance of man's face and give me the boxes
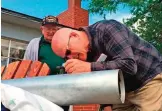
[64,33,89,61]
[41,24,59,43]
[51,28,89,61]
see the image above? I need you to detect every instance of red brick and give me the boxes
[80,110,95,111]
[83,107,93,110]
[73,106,83,110]
[73,104,99,111]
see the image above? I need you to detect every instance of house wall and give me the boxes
[1,22,41,42]
[1,21,42,66]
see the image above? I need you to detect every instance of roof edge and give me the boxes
[1,7,77,29]
[1,7,42,22]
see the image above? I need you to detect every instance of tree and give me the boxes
[84,0,162,53]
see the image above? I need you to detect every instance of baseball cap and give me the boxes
[42,15,59,26]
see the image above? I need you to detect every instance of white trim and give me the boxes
[7,40,11,66]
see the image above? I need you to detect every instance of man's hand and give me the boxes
[64,59,91,74]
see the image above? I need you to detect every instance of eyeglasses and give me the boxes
[64,37,71,60]
[64,36,80,60]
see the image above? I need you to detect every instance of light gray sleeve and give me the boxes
[23,38,41,61]
[23,40,33,60]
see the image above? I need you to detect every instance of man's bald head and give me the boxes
[52,28,71,58]
[52,28,89,60]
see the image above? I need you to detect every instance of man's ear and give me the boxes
[69,31,78,38]
[85,44,90,51]
[40,26,43,31]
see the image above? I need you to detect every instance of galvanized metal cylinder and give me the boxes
[2,69,125,105]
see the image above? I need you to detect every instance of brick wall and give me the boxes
[57,0,88,28]
[57,9,74,27]
[72,105,112,111]
[73,104,100,111]
[73,6,89,28]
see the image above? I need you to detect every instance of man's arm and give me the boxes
[91,20,137,75]
[23,38,40,61]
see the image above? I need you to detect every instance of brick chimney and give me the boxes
[57,0,89,28]
[68,0,81,8]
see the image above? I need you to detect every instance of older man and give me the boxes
[24,15,65,74]
[24,15,69,111]
[52,20,162,111]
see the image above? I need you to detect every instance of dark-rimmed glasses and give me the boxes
[64,36,80,60]
[64,37,71,60]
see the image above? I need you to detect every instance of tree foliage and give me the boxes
[84,0,162,53]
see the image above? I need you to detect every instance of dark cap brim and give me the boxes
[42,22,59,26]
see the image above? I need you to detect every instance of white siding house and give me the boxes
[1,8,42,65]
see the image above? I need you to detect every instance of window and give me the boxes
[1,38,28,66]
[10,40,27,62]
[1,39,10,66]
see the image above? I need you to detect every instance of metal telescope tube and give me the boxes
[2,69,125,105]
